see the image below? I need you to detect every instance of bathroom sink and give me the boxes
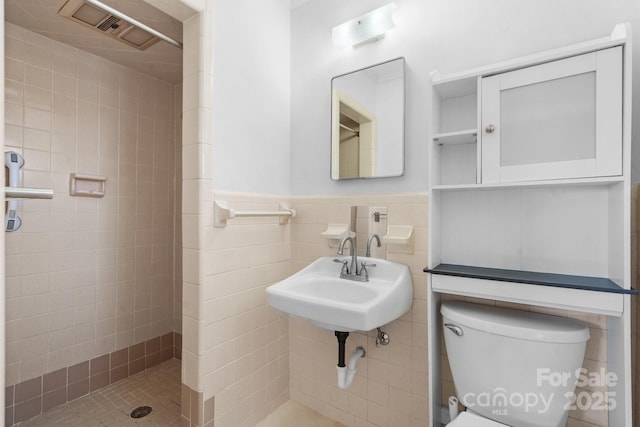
[266,256,413,332]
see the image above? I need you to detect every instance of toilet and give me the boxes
[441,301,590,427]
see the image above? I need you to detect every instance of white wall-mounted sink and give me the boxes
[266,256,413,332]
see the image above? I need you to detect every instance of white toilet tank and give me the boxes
[442,301,590,427]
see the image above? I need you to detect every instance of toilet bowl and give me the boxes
[441,301,589,427]
[447,411,507,426]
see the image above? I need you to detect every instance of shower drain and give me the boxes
[130,406,153,419]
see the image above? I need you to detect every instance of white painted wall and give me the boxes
[290,0,640,194]
[376,76,403,176]
[210,0,291,194]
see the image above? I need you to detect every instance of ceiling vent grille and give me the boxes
[97,15,120,32]
[58,0,163,50]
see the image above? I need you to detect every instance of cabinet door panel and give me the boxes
[500,72,596,167]
[482,47,622,183]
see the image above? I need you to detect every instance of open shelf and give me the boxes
[426,263,637,295]
[431,175,624,191]
[427,264,630,317]
[433,129,477,145]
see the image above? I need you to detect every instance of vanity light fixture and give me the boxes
[332,3,396,48]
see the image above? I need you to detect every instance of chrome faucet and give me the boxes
[366,234,381,257]
[336,236,376,282]
[337,236,358,276]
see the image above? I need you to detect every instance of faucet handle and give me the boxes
[333,258,349,274]
[360,262,376,280]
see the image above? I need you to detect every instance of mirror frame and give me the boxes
[330,57,406,180]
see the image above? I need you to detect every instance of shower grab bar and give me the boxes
[214,200,296,227]
[84,0,184,49]
[5,187,54,199]
[4,151,54,232]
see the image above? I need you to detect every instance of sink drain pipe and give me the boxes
[334,332,366,389]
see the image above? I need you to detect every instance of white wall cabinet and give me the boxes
[482,47,622,183]
[427,24,634,427]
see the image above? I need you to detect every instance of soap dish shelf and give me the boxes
[383,225,414,253]
[321,223,354,248]
[69,173,106,198]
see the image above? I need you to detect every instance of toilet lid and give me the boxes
[447,412,508,427]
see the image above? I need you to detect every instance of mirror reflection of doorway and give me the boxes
[335,97,376,179]
[339,112,360,178]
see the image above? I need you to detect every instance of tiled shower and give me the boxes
[3,22,183,425]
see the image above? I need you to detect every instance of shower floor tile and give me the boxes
[17,359,181,427]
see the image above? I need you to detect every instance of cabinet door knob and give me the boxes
[485,124,496,134]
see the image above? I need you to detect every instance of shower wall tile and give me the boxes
[187,192,290,427]
[4,22,182,388]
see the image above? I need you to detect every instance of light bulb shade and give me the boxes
[332,3,396,48]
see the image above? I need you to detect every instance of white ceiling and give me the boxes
[5,0,183,83]
[291,0,312,9]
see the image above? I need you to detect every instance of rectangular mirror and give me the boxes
[331,57,405,180]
